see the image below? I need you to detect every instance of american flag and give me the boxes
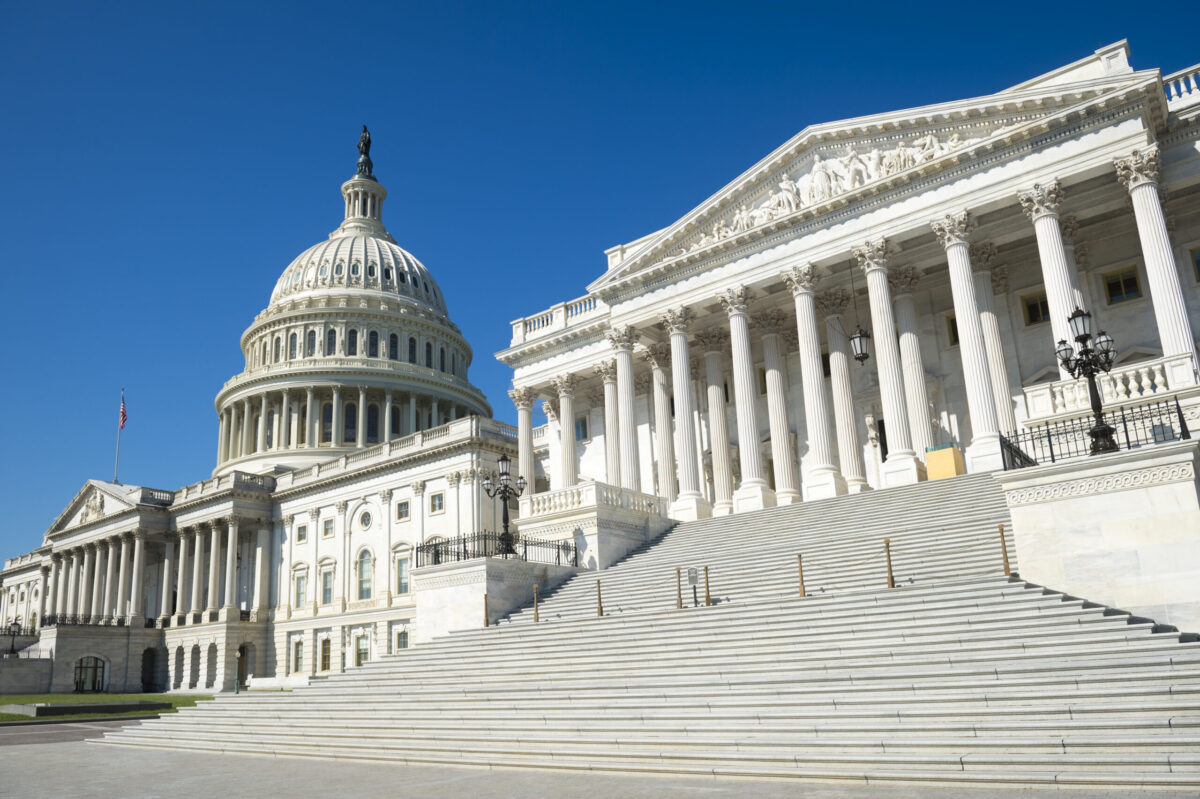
[119,392,127,430]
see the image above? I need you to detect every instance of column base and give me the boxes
[965,435,1004,473]
[802,467,847,500]
[774,489,802,506]
[218,607,236,622]
[881,453,926,487]
[711,500,734,517]
[669,493,713,522]
[733,482,777,513]
[846,478,872,494]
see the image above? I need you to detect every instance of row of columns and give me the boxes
[45,532,145,624]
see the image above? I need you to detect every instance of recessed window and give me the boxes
[1022,292,1051,326]
[946,316,959,347]
[425,342,433,368]
[368,264,376,279]
[289,333,298,359]
[292,640,304,673]
[389,334,399,360]
[1104,266,1142,304]
[321,570,333,605]
[368,331,379,358]
[357,551,373,600]
[384,267,393,282]
[355,634,369,666]
[335,262,344,276]
[396,557,410,594]
[320,638,331,672]
[296,524,308,543]
[323,519,334,538]
[408,337,417,363]
[326,328,337,355]
[351,262,361,277]
[294,574,308,607]
[575,416,589,442]
[319,263,328,277]
[306,330,316,356]
[360,511,372,530]
[396,501,410,521]
[395,630,409,650]
[344,403,357,444]
[429,492,445,515]
[347,329,359,356]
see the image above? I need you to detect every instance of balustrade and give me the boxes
[1021,352,1198,421]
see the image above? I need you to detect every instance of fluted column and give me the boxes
[223,519,238,610]
[128,530,146,620]
[970,243,1019,433]
[607,326,641,491]
[78,545,94,622]
[89,544,105,623]
[332,387,344,447]
[241,397,253,455]
[784,265,846,498]
[509,388,536,492]
[252,528,268,616]
[552,374,580,488]
[593,361,621,486]
[407,392,417,434]
[853,241,924,485]
[175,530,192,621]
[228,404,240,461]
[37,566,49,628]
[159,537,175,621]
[115,535,131,618]
[64,550,80,616]
[102,539,117,622]
[207,521,222,613]
[46,557,60,618]
[1116,146,1200,371]
[305,387,316,448]
[384,390,394,441]
[932,212,1002,472]
[695,330,735,515]
[887,267,934,460]
[660,308,710,519]
[642,345,676,502]
[217,410,228,465]
[720,286,775,510]
[357,386,367,448]
[756,310,801,505]
[279,389,290,449]
[1018,181,1076,379]
[190,528,205,614]
[819,303,869,493]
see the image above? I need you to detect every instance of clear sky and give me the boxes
[0,1,1193,557]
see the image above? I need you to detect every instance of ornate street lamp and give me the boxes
[1056,306,1119,455]
[482,453,526,555]
[850,326,871,364]
[7,620,19,654]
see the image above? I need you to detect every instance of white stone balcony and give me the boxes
[1021,352,1199,424]
[508,293,609,346]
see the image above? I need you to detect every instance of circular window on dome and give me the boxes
[359,511,372,530]
[335,262,344,276]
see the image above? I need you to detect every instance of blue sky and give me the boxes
[0,1,1193,556]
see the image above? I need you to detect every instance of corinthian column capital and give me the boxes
[815,288,852,317]
[508,386,536,410]
[968,242,998,269]
[930,211,975,249]
[754,308,788,334]
[658,307,693,334]
[887,266,921,296]
[693,328,729,352]
[718,285,751,315]
[853,239,891,273]
[782,263,820,295]
[592,359,617,383]
[1115,145,1160,191]
[606,325,638,351]
[551,373,579,398]
[640,343,671,370]
[1017,180,1063,220]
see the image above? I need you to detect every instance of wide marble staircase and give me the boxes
[96,474,1200,790]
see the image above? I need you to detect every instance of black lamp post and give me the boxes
[482,454,526,555]
[7,620,19,654]
[1056,306,1119,455]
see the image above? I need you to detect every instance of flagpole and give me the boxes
[114,388,124,484]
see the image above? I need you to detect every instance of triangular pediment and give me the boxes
[590,67,1163,294]
[44,480,140,539]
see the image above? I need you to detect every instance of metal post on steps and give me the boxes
[533,584,539,623]
[675,567,682,610]
[797,554,806,597]
[999,524,1011,577]
[884,539,895,589]
[483,592,488,628]
[703,566,711,607]
[596,580,603,617]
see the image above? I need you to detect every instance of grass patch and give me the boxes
[0,693,212,723]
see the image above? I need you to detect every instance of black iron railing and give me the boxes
[415,532,579,569]
[1001,397,1191,470]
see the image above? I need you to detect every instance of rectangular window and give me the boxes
[396,557,410,594]
[355,634,369,667]
[321,570,333,605]
[320,638,331,672]
[396,501,410,521]
[294,574,307,607]
[323,518,334,538]
[1104,266,1142,304]
[395,630,409,650]
[292,640,303,673]
[946,316,959,346]
[1021,292,1051,326]
[429,492,444,514]
[296,524,307,543]
[574,415,588,442]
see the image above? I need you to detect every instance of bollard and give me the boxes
[999,524,1011,577]
[675,567,682,610]
[533,583,539,623]
[704,565,711,607]
[483,592,489,628]
[596,579,603,617]
[884,539,895,589]
[797,553,806,597]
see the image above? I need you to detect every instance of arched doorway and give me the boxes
[188,644,201,689]
[205,643,218,689]
[74,656,105,693]
[140,648,157,692]
[172,646,184,690]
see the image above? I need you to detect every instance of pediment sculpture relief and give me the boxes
[80,492,105,524]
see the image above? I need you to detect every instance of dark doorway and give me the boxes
[74,656,104,693]
[140,648,157,692]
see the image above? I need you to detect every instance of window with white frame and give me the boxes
[296,524,307,543]
[292,639,304,673]
[321,569,334,605]
[294,572,308,607]
[575,415,588,442]
[357,551,373,600]
[395,630,409,650]
[396,500,410,521]
[429,493,444,514]
[323,518,334,538]
[395,556,410,594]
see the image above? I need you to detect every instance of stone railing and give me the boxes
[1022,352,1198,422]
[509,293,609,346]
[137,487,175,506]
[532,424,548,444]
[221,357,490,406]
[518,481,664,520]
[1165,64,1200,111]
[3,552,41,571]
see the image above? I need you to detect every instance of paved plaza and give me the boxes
[0,729,1196,799]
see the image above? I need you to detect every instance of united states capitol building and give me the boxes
[4,44,1200,786]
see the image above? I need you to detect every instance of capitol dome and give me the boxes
[212,130,492,476]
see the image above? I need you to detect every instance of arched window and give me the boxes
[306,330,316,357]
[367,263,376,280]
[439,347,446,372]
[326,328,336,355]
[368,331,379,358]
[408,337,417,363]
[388,334,399,360]
[273,336,281,362]
[344,403,357,444]
[357,550,373,600]
[261,341,268,366]
[451,352,456,376]
[321,403,333,444]
[366,405,379,443]
[390,405,401,437]
[347,329,358,356]
[383,267,392,283]
[266,410,275,448]
[425,342,433,368]
[289,333,298,359]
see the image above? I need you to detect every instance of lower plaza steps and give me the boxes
[97,474,1200,790]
